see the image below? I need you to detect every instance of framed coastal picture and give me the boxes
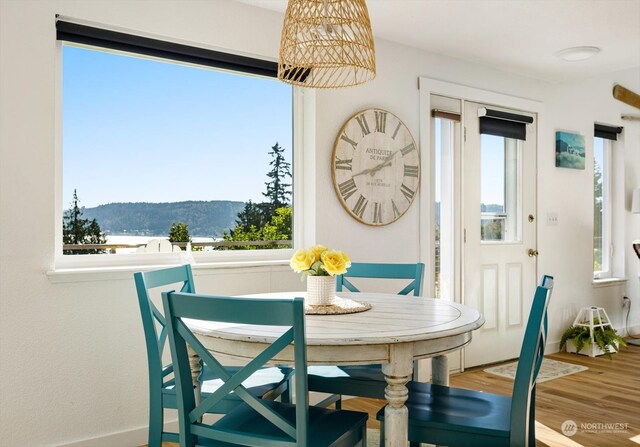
[555,131,585,170]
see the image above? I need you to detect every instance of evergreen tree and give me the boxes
[235,200,268,232]
[63,189,107,254]
[168,222,191,243]
[263,142,291,216]
[222,142,292,249]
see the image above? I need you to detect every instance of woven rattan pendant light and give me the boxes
[278,0,376,88]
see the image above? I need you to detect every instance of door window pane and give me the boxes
[480,134,521,242]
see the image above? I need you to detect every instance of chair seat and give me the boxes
[377,382,512,445]
[163,367,289,411]
[195,400,368,447]
[308,365,387,400]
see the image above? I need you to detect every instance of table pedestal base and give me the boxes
[382,344,413,447]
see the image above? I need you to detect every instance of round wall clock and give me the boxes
[331,108,420,225]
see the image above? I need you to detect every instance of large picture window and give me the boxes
[59,24,294,257]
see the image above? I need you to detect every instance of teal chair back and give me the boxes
[337,262,425,295]
[134,265,195,445]
[163,291,310,447]
[511,275,554,446]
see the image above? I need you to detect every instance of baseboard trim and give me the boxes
[54,427,147,447]
[53,420,179,447]
[53,392,329,446]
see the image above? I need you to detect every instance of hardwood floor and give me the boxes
[341,348,640,447]
[154,346,640,447]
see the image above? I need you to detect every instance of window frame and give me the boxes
[53,27,310,272]
[593,136,612,279]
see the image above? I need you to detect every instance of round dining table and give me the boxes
[187,292,485,447]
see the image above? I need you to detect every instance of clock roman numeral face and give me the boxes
[355,115,371,136]
[352,195,368,218]
[332,108,420,226]
[400,184,416,202]
[335,158,353,171]
[404,164,419,178]
[373,202,383,224]
[338,178,358,200]
[375,111,387,133]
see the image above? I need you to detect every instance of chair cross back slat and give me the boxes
[163,291,309,446]
[337,262,425,296]
[176,319,296,436]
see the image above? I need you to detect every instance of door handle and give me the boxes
[528,249,539,257]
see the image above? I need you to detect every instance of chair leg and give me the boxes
[148,393,163,447]
[528,386,537,447]
[335,395,342,410]
[280,383,293,404]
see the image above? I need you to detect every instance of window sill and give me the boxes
[592,277,627,288]
[47,259,292,283]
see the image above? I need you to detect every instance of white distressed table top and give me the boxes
[187,292,484,348]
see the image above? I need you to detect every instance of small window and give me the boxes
[480,134,521,243]
[434,116,456,299]
[60,36,294,256]
[593,137,611,277]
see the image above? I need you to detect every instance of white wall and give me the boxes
[541,69,640,343]
[0,1,638,446]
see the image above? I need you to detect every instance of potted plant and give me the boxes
[560,317,627,358]
[290,245,351,306]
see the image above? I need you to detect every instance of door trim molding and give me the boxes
[418,77,544,370]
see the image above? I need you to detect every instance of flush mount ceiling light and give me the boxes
[556,46,601,62]
[278,0,376,88]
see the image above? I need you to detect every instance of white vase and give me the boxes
[306,275,336,306]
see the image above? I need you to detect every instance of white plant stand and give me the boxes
[566,306,616,357]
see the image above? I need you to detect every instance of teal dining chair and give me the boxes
[377,275,554,447]
[162,291,369,447]
[134,265,292,447]
[308,262,425,409]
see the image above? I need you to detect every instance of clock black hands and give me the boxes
[352,150,398,177]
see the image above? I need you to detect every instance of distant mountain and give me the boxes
[481,203,505,214]
[82,200,245,237]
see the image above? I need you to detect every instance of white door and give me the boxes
[463,101,537,368]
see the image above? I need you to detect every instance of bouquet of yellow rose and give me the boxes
[290,245,351,278]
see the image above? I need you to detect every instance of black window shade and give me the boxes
[55,19,278,78]
[478,108,534,141]
[594,123,623,141]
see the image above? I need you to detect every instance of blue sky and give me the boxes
[63,45,292,208]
